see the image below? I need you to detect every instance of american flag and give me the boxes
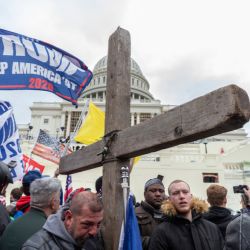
[32,129,71,164]
[64,175,73,202]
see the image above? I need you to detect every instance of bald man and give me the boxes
[22,192,103,250]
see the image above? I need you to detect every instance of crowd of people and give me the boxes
[1,161,250,249]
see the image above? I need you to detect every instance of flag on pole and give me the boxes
[22,154,45,174]
[220,147,225,154]
[64,175,73,202]
[62,102,90,204]
[0,28,92,105]
[74,101,140,168]
[32,129,71,164]
[74,101,105,145]
[119,194,142,250]
[0,100,24,181]
[129,156,140,173]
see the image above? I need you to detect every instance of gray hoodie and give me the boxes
[22,209,84,250]
[224,213,250,250]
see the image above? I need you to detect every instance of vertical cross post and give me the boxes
[102,27,131,250]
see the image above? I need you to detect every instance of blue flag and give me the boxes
[0,28,92,105]
[0,100,24,181]
[122,195,143,250]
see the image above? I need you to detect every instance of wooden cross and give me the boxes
[59,27,250,250]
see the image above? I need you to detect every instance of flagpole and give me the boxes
[62,99,90,157]
[61,100,90,203]
[29,128,41,163]
[121,165,129,225]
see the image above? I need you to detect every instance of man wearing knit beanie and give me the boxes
[135,177,166,250]
[15,170,42,217]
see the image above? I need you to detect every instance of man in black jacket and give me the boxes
[0,162,13,236]
[135,178,165,250]
[149,180,224,250]
[203,184,236,238]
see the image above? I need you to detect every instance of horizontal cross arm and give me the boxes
[59,84,250,174]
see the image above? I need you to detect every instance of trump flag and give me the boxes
[0,28,93,105]
[23,154,45,174]
[0,100,24,181]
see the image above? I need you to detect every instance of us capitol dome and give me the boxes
[19,55,250,211]
[28,55,246,140]
[80,56,154,102]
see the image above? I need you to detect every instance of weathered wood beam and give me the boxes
[59,84,250,174]
[102,27,131,250]
[115,84,250,158]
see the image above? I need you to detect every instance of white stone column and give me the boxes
[131,113,135,126]
[61,113,66,128]
[66,112,71,137]
[137,113,140,124]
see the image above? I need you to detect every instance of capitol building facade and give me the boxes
[18,56,250,211]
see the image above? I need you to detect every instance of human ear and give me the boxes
[51,197,57,210]
[64,210,73,228]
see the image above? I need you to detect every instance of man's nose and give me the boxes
[179,191,185,198]
[88,225,98,237]
[155,190,161,195]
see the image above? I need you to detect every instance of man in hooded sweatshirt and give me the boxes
[22,191,103,250]
[149,179,224,250]
[203,184,236,239]
[224,186,250,250]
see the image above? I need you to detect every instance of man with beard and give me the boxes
[22,191,103,250]
[135,178,165,250]
[149,180,224,250]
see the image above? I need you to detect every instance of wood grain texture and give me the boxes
[102,27,131,250]
[59,84,250,174]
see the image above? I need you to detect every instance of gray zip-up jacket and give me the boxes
[22,209,84,250]
[224,212,250,250]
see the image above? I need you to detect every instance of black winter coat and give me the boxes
[135,201,164,250]
[203,206,237,239]
[149,211,224,250]
[0,204,10,236]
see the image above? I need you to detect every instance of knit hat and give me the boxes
[0,162,13,184]
[144,178,164,191]
[22,170,42,185]
[95,176,102,194]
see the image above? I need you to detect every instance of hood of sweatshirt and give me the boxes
[16,195,30,212]
[43,208,78,248]
[203,206,233,221]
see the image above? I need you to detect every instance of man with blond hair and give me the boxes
[149,180,223,250]
[203,184,236,238]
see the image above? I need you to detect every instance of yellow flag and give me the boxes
[74,101,141,170]
[74,102,105,145]
[129,156,141,173]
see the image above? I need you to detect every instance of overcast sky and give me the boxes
[1,0,250,135]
